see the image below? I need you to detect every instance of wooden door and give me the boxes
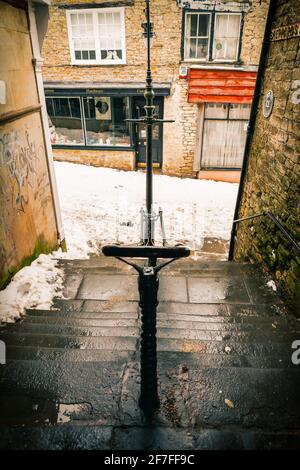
[133,97,163,167]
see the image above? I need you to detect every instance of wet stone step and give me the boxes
[163,260,252,273]
[21,314,299,333]
[157,302,285,317]
[157,313,298,328]
[82,300,139,313]
[1,361,300,432]
[0,333,138,351]
[25,303,287,319]
[4,347,295,369]
[156,327,298,343]
[0,361,128,427]
[157,338,297,357]
[22,311,297,329]
[184,367,300,431]
[52,300,138,314]
[118,363,300,431]
[5,347,135,363]
[23,316,139,327]
[2,324,140,338]
[25,309,138,320]
[0,425,300,450]
[0,332,295,357]
[58,256,133,271]
[83,274,265,305]
[0,425,113,450]
[157,350,296,369]
[2,323,297,343]
[32,300,139,314]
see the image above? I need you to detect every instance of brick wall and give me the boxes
[234,0,300,313]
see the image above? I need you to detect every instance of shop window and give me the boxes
[66,8,126,65]
[46,95,131,147]
[46,97,84,145]
[83,96,130,146]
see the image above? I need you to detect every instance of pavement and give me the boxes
[0,257,300,450]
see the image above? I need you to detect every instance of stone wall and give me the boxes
[42,0,181,82]
[0,1,58,288]
[240,0,270,66]
[234,0,300,313]
[53,148,135,170]
[42,0,269,177]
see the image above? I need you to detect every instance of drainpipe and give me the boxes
[228,0,277,261]
[27,1,66,250]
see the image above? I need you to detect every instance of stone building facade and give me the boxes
[232,0,300,312]
[0,0,64,288]
[42,0,269,178]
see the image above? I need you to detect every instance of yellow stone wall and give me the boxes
[0,1,58,287]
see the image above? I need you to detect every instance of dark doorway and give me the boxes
[133,96,163,167]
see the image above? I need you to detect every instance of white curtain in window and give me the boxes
[70,13,96,60]
[213,14,240,60]
[98,11,123,60]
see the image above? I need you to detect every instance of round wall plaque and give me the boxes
[263,90,274,118]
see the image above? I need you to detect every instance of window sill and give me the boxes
[200,166,242,171]
[70,61,127,67]
[182,59,240,65]
[52,144,135,151]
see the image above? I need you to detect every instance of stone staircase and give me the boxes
[0,257,300,450]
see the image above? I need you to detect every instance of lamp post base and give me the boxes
[138,266,160,416]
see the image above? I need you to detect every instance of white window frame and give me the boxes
[212,13,242,62]
[66,8,126,66]
[184,12,212,62]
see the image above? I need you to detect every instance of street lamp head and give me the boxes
[142,21,154,38]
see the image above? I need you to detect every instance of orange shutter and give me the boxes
[188,69,257,104]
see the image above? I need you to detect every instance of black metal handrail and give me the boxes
[229,211,300,259]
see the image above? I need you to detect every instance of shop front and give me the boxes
[44,83,170,170]
[188,68,257,182]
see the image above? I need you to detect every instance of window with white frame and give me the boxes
[184,13,210,60]
[66,8,126,65]
[184,12,242,62]
[213,13,241,61]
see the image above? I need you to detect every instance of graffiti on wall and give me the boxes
[0,119,55,277]
[0,126,42,212]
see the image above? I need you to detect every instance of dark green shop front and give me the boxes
[44,83,170,168]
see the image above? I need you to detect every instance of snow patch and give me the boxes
[0,254,64,323]
[54,162,238,258]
